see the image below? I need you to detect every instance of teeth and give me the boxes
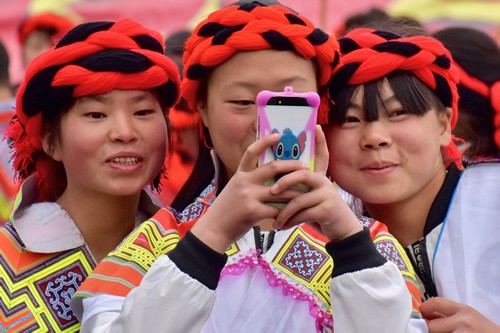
[111,157,138,165]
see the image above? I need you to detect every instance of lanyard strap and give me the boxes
[405,238,438,300]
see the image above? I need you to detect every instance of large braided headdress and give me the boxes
[8,18,181,201]
[329,28,463,166]
[181,1,340,125]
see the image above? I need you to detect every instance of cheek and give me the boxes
[146,123,168,164]
[59,130,101,162]
[326,131,353,164]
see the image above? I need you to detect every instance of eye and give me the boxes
[345,115,361,123]
[388,108,408,118]
[292,144,299,158]
[230,100,254,106]
[276,143,284,157]
[85,112,106,119]
[135,109,157,116]
[339,115,361,128]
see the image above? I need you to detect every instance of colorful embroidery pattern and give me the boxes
[0,224,95,332]
[73,205,206,299]
[274,228,332,308]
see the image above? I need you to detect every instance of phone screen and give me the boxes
[259,96,315,167]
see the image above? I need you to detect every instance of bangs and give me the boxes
[330,71,446,124]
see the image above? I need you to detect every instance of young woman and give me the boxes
[325,27,500,332]
[72,3,426,332]
[0,18,180,332]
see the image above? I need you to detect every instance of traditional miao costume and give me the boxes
[1,18,180,332]
[73,4,427,332]
[329,28,500,326]
[406,161,500,325]
[0,178,158,332]
[73,152,424,332]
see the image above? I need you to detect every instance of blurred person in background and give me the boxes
[160,29,201,205]
[335,7,426,38]
[0,40,16,224]
[433,26,500,158]
[18,12,76,70]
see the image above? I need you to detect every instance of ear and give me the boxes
[438,107,453,148]
[298,131,307,152]
[197,101,209,127]
[42,132,62,161]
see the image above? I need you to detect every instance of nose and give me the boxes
[110,114,138,143]
[360,122,391,150]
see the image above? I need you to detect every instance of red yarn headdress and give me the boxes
[8,18,181,202]
[329,28,463,167]
[18,12,76,46]
[181,1,340,125]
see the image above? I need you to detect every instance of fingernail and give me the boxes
[270,183,279,193]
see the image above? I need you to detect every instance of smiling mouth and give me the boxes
[110,157,139,165]
[366,165,393,170]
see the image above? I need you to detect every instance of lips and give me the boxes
[106,153,144,166]
[110,157,139,165]
[361,163,397,170]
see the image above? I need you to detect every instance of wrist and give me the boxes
[191,214,233,254]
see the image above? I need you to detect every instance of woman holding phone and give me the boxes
[73,2,426,332]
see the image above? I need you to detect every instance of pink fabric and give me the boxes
[221,250,333,332]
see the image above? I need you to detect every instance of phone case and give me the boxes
[257,86,320,191]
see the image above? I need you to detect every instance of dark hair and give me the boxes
[165,30,192,57]
[329,70,447,125]
[433,27,500,84]
[341,8,390,35]
[0,40,10,86]
[171,141,214,211]
[433,27,500,157]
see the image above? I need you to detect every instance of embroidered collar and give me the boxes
[10,175,160,253]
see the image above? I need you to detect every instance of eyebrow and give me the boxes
[347,94,400,110]
[225,76,312,90]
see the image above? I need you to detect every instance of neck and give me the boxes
[57,189,141,262]
[364,167,447,247]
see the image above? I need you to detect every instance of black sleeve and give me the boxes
[325,228,387,278]
[168,231,228,290]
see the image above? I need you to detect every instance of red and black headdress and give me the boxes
[181,1,340,125]
[8,18,180,201]
[329,28,462,166]
[18,12,76,46]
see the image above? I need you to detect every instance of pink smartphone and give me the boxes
[257,86,320,205]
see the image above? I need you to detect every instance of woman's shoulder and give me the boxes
[462,158,500,180]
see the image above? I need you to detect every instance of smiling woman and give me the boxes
[325,25,500,331]
[0,18,180,332]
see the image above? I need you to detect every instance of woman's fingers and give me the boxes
[238,133,280,172]
[314,125,329,174]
